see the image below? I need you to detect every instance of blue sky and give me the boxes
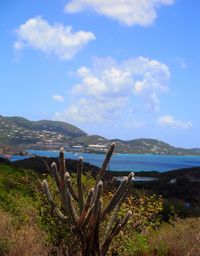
[1,0,200,148]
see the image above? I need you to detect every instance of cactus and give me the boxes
[42,143,134,256]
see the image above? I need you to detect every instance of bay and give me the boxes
[22,150,200,173]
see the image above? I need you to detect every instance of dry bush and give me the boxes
[9,224,48,256]
[149,217,200,256]
[0,210,12,255]
[0,209,48,256]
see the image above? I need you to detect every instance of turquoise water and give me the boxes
[22,150,200,173]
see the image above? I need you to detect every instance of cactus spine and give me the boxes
[42,143,133,256]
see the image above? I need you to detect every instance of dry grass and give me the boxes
[9,224,48,256]
[149,217,200,256]
[1,208,200,256]
[0,209,48,256]
[0,209,12,255]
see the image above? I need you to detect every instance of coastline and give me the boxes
[10,149,200,173]
[1,155,200,206]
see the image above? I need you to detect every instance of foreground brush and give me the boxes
[42,143,134,256]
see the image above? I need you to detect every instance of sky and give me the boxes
[0,0,200,148]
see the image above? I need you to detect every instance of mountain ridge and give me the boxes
[0,115,199,155]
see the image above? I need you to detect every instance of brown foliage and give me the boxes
[0,209,48,256]
[149,217,200,256]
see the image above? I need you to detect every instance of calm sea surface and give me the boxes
[12,150,200,173]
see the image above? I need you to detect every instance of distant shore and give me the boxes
[1,154,199,180]
[1,155,200,205]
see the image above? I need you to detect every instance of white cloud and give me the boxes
[52,95,65,102]
[157,115,192,129]
[55,97,127,123]
[74,65,133,97]
[65,0,175,26]
[14,16,95,60]
[55,57,170,124]
[123,56,170,112]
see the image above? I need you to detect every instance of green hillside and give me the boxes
[0,115,86,148]
[0,115,200,155]
[0,159,35,211]
[0,157,200,255]
[6,116,86,137]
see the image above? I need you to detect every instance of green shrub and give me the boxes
[35,174,81,255]
[112,232,150,256]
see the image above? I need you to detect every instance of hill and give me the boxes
[0,115,200,155]
[0,158,35,210]
[112,138,199,155]
[0,115,86,149]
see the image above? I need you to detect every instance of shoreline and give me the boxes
[27,149,200,157]
[1,155,199,179]
[1,155,200,205]
[1,152,200,176]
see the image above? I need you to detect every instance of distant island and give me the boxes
[0,114,200,155]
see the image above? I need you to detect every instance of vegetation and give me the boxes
[0,115,86,148]
[149,218,200,256]
[0,146,199,255]
[42,143,134,255]
[0,162,48,255]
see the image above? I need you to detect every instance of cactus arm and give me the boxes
[65,173,79,224]
[100,177,127,220]
[96,143,115,183]
[81,205,94,228]
[58,148,70,215]
[65,187,79,224]
[76,188,94,229]
[103,201,120,242]
[93,201,102,256]
[93,181,103,215]
[65,172,79,201]
[51,162,61,191]
[77,156,84,212]
[103,178,132,241]
[100,172,134,221]
[102,210,132,256]
[42,180,67,220]
[87,182,103,253]
[43,160,53,176]
[111,210,132,237]
[101,220,120,256]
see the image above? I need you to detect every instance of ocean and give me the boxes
[12,150,200,173]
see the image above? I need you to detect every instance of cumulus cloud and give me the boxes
[157,115,192,129]
[14,16,95,60]
[123,56,170,112]
[55,57,170,124]
[74,65,133,98]
[65,0,175,26]
[55,97,127,123]
[52,95,65,102]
